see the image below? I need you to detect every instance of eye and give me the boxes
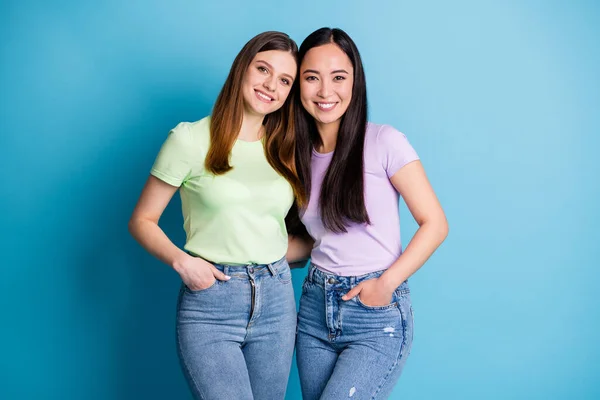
[257,66,269,73]
[334,75,346,81]
[281,78,290,86]
[305,76,318,82]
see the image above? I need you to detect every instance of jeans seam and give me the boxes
[301,277,310,294]
[176,293,206,400]
[369,303,409,399]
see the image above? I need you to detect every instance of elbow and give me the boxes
[128,215,143,239]
[129,214,159,237]
[441,219,449,241]
[419,215,448,244]
[437,217,449,243]
[127,217,137,237]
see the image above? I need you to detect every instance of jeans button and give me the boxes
[248,267,254,274]
[328,278,336,284]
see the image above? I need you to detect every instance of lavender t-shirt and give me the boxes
[300,123,419,276]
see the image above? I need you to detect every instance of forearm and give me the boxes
[287,235,314,265]
[128,218,190,274]
[380,218,448,290]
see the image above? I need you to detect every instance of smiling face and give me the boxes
[241,50,297,117]
[299,43,354,131]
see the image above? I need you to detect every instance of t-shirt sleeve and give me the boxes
[378,125,420,178]
[150,122,196,187]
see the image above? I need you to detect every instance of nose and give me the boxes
[317,80,332,98]
[263,76,276,92]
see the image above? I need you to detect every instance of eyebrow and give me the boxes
[302,69,349,75]
[256,59,295,82]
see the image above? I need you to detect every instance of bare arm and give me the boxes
[128,176,185,266]
[128,175,229,290]
[287,235,314,268]
[343,160,448,303]
[284,201,314,268]
[380,160,448,289]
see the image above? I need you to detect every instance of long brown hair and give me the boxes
[294,28,369,232]
[205,31,306,206]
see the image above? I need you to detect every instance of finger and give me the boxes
[342,284,362,301]
[211,266,231,281]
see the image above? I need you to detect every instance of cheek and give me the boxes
[277,86,292,101]
[342,82,353,100]
[300,85,314,105]
[300,95,313,112]
[244,71,260,88]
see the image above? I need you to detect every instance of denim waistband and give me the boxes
[306,264,409,292]
[189,253,287,278]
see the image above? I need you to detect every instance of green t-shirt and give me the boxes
[150,116,294,264]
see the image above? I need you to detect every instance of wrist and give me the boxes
[379,272,403,293]
[171,253,191,274]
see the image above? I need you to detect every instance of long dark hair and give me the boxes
[207,31,306,206]
[293,27,369,233]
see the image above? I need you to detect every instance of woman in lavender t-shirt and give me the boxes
[287,27,449,399]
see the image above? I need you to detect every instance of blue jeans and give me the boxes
[296,265,414,400]
[176,257,296,400]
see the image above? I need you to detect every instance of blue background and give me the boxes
[1,0,598,399]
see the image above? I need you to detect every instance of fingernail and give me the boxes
[225,276,231,280]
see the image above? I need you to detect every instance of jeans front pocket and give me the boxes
[184,279,219,294]
[355,291,399,311]
[183,264,226,294]
[275,261,292,284]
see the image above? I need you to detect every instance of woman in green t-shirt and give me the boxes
[129,31,305,400]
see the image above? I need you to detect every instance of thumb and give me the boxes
[211,266,231,281]
[342,284,362,301]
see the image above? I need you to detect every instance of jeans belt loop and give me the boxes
[266,262,276,277]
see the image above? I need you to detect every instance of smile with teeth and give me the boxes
[255,90,275,103]
[316,102,337,111]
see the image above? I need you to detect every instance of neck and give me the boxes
[315,120,340,153]
[238,110,265,142]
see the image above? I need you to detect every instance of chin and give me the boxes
[250,102,278,116]
[315,114,342,125]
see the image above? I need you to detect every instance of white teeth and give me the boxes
[318,103,335,109]
[256,91,273,101]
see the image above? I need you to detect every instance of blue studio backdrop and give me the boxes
[1,0,598,399]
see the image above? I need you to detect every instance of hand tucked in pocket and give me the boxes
[341,278,394,307]
[175,255,231,291]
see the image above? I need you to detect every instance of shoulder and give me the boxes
[364,122,410,153]
[171,116,210,144]
[164,116,211,155]
[186,115,211,137]
[365,122,408,144]
[365,121,419,176]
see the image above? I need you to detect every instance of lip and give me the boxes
[254,89,275,103]
[314,102,338,112]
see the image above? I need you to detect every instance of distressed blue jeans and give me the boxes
[296,265,414,400]
[176,257,296,400]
